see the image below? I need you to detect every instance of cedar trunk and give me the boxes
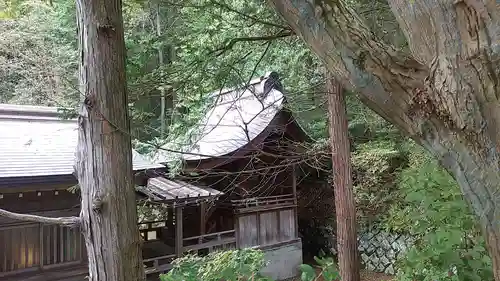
[327,74,360,281]
[75,1,145,280]
[269,0,500,278]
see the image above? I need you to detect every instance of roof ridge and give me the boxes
[208,71,279,99]
[0,103,75,121]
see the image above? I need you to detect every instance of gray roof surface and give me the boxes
[155,72,285,162]
[137,177,223,202]
[0,104,163,178]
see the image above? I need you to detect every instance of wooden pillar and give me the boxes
[292,165,298,238]
[200,202,206,235]
[39,224,44,269]
[292,165,297,203]
[234,214,240,249]
[168,206,174,229]
[175,207,183,256]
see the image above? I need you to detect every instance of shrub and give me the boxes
[384,145,493,281]
[159,249,273,281]
[299,256,340,281]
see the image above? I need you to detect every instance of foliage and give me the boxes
[299,256,340,281]
[159,249,273,281]
[0,0,77,106]
[351,140,407,222]
[159,249,340,281]
[384,144,493,281]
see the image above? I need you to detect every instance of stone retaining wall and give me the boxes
[357,227,415,274]
[326,226,415,275]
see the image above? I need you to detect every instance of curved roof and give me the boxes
[155,72,285,162]
[0,104,163,178]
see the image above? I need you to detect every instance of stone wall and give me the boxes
[326,226,415,275]
[357,226,415,274]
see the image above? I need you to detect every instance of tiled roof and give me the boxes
[0,104,163,178]
[155,72,285,162]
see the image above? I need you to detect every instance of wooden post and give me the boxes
[168,206,174,230]
[326,73,360,281]
[39,224,44,269]
[292,165,298,238]
[200,202,206,236]
[234,215,240,249]
[175,207,183,256]
[292,165,297,204]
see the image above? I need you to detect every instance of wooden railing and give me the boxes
[143,254,176,275]
[138,221,168,242]
[183,230,236,252]
[228,194,295,209]
[138,221,236,275]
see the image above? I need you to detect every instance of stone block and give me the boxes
[380,256,390,266]
[386,248,396,259]
[361,253,370,263]
[385,265,395,275]
[366,244,375,254]
[366,261,376,271]
[376,247,385,257]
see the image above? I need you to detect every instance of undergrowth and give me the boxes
[159,249,339,281]
[384,145,492,281]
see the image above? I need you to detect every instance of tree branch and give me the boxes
[212,30,293,56]
[209,0,290,30]
[268,0,427,135]
[0,208,81,227]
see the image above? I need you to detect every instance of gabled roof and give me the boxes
[155,72,286,162]
[0,104,163,178]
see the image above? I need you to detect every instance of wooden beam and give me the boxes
[175,207,183,256]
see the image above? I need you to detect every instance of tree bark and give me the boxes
[327,73,360,281]
[268,0,500,278]
[75,1,145,281]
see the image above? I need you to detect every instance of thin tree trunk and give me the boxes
[326,73,360,281]
[156,2,166,138]
[75,1,145,280]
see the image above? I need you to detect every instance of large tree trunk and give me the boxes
[327,73,360,281]
[268,0,500,278]
[75,1,145,280]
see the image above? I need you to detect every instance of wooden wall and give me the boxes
[0,222,85,275]
[237,207,297,248]
[0,187,84,276]
[0,188,79,218]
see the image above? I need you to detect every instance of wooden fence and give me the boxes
[0,223,85,277]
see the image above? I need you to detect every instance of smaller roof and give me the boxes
[137,177,223,203]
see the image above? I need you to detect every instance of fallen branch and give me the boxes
[0,208,81,227]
